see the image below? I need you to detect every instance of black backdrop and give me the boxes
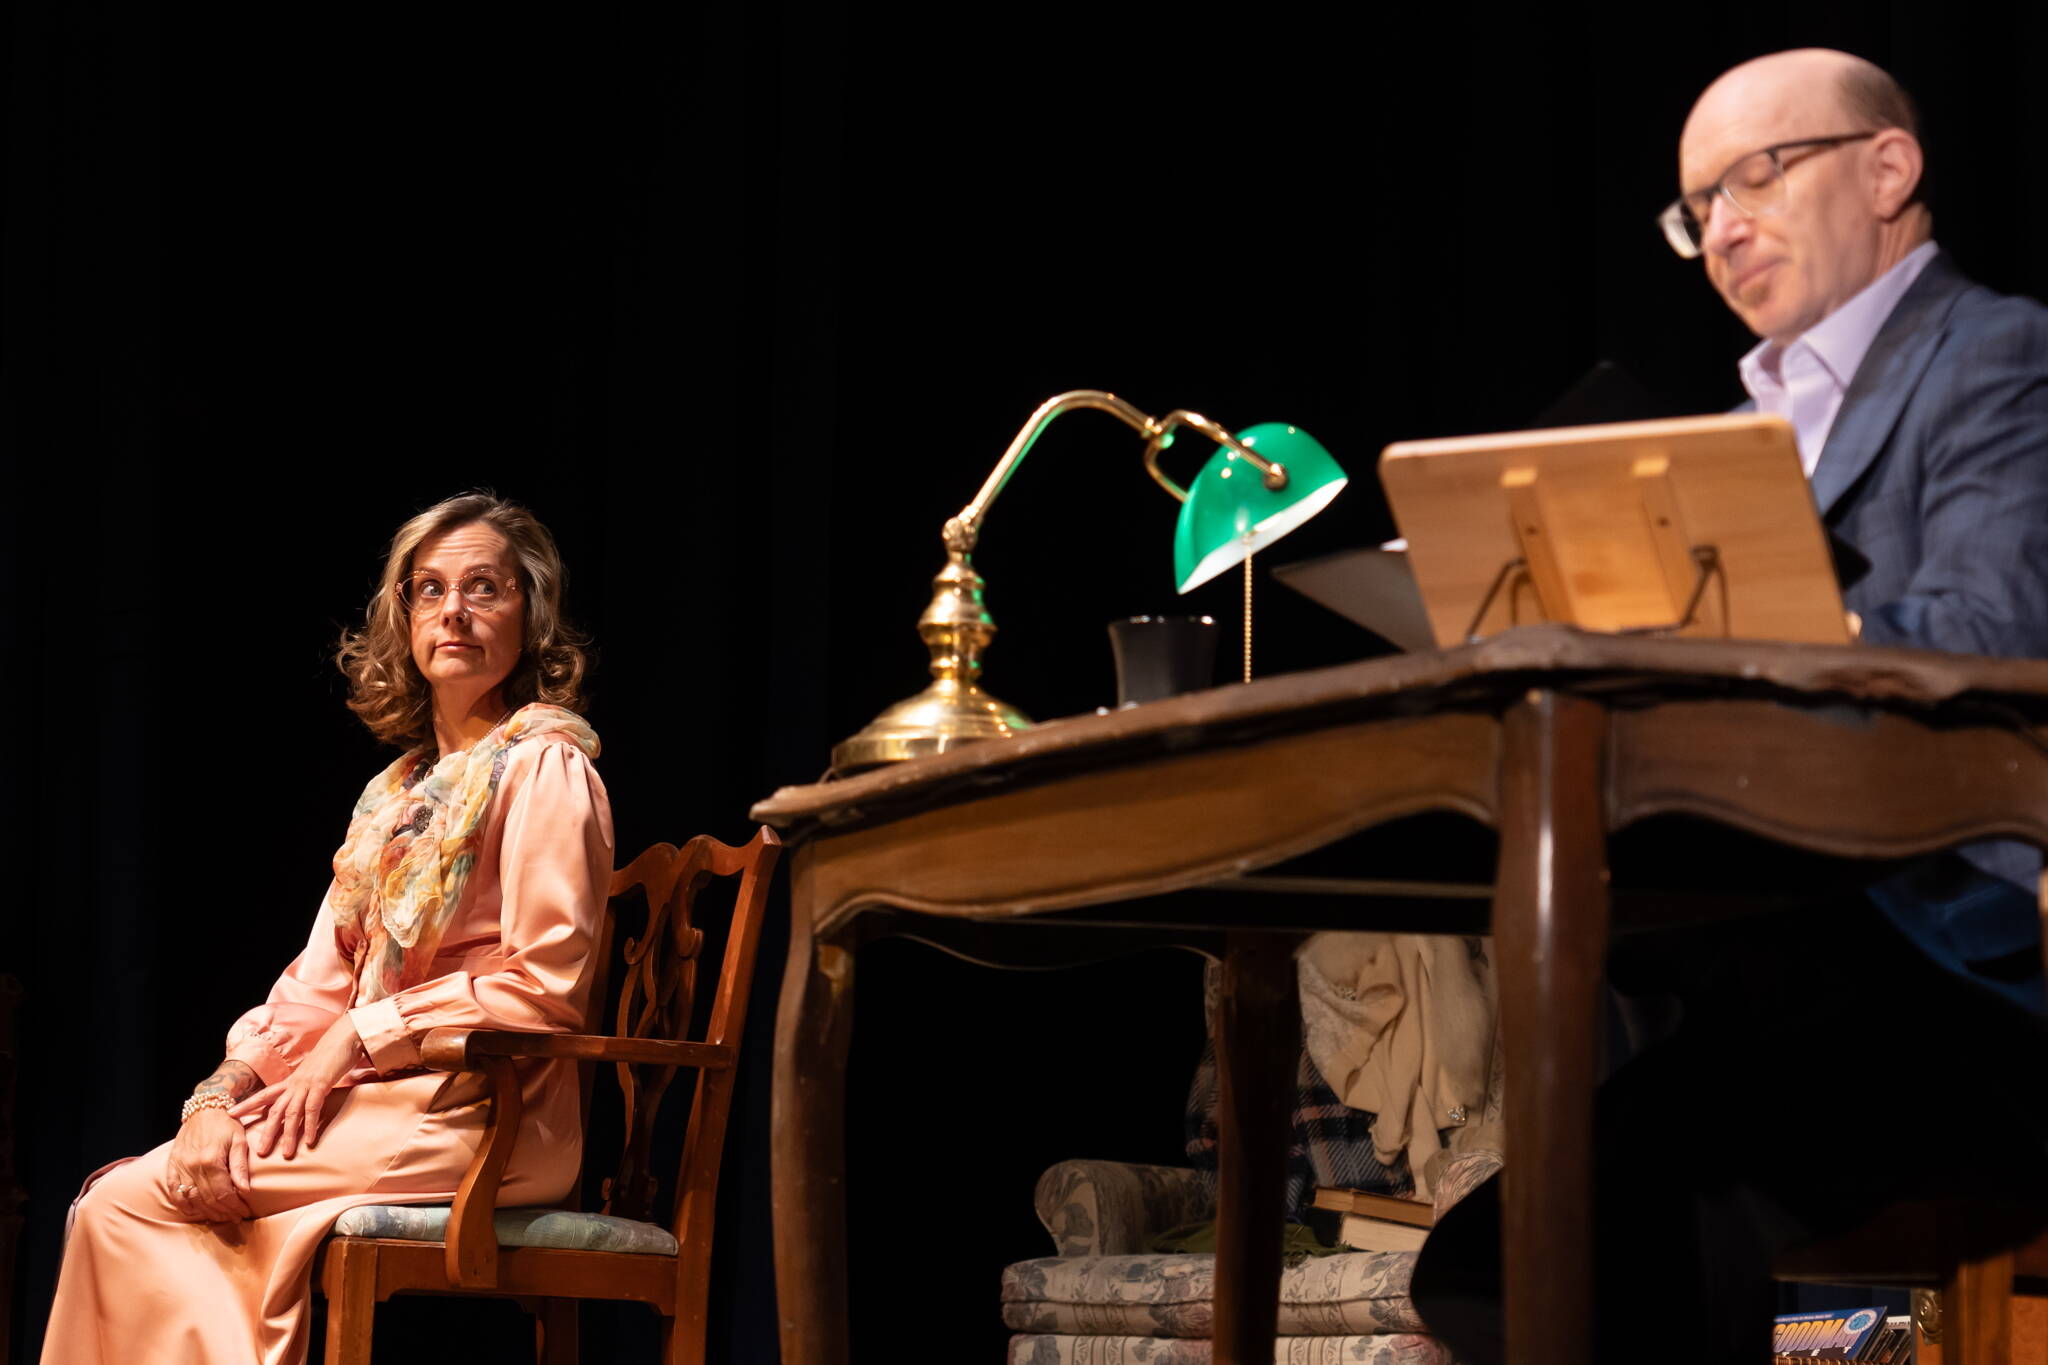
[6,4,2047,1361]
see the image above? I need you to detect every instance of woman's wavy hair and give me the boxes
[338,492,590,748]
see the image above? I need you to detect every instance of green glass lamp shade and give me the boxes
[1173,423,1347,593]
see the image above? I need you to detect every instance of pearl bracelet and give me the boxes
[180,1092,234,1124]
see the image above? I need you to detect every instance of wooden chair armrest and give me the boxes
[421,1027,733,1289]
[420,1027,735,1072]
[441,1055,522,1290]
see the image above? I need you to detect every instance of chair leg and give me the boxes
[1943,1249,2014,1365]
[533,1298,577,1365]
[658,1309,701,1365]
[667,1242,712,1365]
[319,1240,378,1365]
[2015,1288,2048,1362]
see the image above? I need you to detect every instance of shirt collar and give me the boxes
[1738,239,1940,395]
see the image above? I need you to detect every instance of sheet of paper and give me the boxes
[1271,547,1437,653]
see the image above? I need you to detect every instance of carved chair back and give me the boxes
[597,828,780,1234]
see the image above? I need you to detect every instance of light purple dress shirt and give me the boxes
[1738,239,1940,475]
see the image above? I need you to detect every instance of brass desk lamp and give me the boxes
[831,388,1346,773]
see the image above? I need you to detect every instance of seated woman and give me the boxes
[40,492,614,1364]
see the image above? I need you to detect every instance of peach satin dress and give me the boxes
[41,736,614,1364]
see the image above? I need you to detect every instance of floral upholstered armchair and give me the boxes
[1000,937,1504,1365]
[999,1146,1502,1364]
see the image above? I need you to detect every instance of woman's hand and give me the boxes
[166,1111,253,1222]
[165,1060,259,1222]
[231,1014,368,1160]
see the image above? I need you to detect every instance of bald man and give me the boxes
[1670,50,2048,674]
[1671,50,2048,1013]
[1413,52,2048,1365]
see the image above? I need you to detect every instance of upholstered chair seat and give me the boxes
[332,1204,681,1257]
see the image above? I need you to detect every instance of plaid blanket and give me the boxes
[1182,1033,1413,1220]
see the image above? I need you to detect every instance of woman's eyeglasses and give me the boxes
[398,571,518,615]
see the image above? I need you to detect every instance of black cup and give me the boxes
[1108,615,1219,707]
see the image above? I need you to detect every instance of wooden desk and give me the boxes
[751,626,2048,1365]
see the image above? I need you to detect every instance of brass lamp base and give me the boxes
[830,678,1032,772]
[831,533,1034,774]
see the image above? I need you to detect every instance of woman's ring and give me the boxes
[176,1183,195,1196]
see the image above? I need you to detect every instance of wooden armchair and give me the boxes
[313,826,782,1365]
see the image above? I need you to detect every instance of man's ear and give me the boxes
[1869,128,1924,220]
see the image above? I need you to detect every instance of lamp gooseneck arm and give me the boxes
[943,390,1160,552]
[1142,409,1287,504]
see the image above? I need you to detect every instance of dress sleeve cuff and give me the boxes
[348,998,419,1074]
[223,1037,292,1088]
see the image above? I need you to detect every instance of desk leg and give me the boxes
[1494,691,1608,1365]
[1212,931,1300,1365]
[771,886,855,1365]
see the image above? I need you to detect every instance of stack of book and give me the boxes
[1308,1186,1435,1253]
[1769,1307,1912,1361]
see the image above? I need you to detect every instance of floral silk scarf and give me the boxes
[330,703,600,1004]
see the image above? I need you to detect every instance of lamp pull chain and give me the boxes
[1242,553,1254,684]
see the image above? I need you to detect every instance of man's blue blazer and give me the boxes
[1790,250,2048,998]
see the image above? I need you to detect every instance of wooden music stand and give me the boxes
[1379,414,1852,647]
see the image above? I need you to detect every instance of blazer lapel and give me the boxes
[1810,252,1973,516]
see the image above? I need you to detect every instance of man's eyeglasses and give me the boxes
[1657,132,1878,259]
[398,570,519,615]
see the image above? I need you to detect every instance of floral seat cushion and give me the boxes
[1000,1248,1426,1338]
[1006,1332,1452,1364]
[331,1204,679,1256]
